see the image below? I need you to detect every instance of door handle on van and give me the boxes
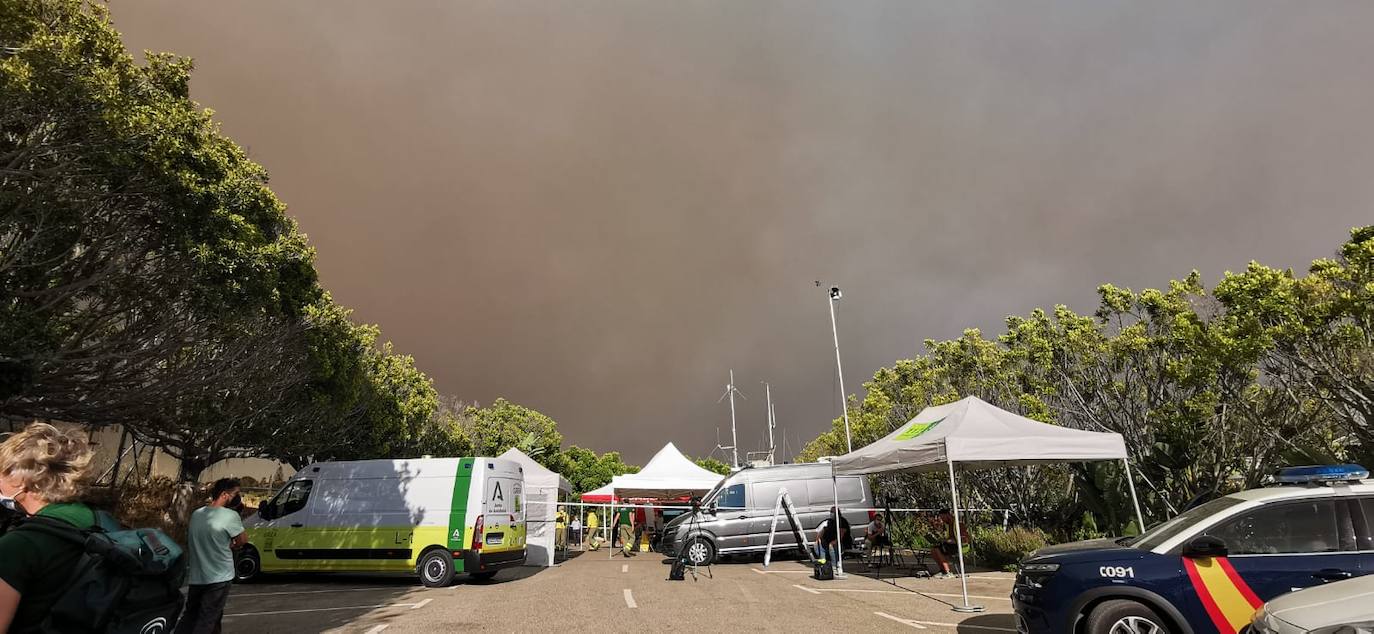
[734,515,747,520]
[1314,569,1353,582]
[290,523,304,528]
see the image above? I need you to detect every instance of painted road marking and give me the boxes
[232,587,396,598]
[623,589,638,609]
[810,587,1010,601]
[876,612,928,629]
[225,603,419,618]
[364,626,390,634]
[792,584,822,595]
[411,598,432,610]
[753,568,811,574]
[622,564,629,573]
[876,612,1016,631]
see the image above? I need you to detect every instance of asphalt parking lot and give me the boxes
[221,552,1018,633]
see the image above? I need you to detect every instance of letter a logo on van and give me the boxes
[492,482,504,502]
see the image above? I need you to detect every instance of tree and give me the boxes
[548,446,639,495]
[454,398,563,465]
[693,456,731,475]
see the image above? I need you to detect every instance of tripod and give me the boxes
[669,498,713,581]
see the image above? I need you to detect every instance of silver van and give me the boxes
[662,462,873,565]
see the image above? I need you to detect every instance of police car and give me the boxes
[1012,465,1374,634]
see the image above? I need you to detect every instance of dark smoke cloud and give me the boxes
[112,0,1374,463]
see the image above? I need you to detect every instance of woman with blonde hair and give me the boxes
[0,422,97,634]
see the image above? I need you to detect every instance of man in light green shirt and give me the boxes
[175,478,246,634]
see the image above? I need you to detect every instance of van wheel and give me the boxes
[1085,600,1170,634]
[234,547,261,583]
[685,537,715,566]
[418,550,456,588]
[470,571,498,581]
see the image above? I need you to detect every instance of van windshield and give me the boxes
[700,477,733,507]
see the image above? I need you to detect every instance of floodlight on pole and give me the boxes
[820,282,853,453]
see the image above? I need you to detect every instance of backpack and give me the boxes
[17,513,186,634]
[813,558,834,581]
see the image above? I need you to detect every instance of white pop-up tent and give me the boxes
[497,448,572,567]
[610,442,724,499]
[829,396,1142,612]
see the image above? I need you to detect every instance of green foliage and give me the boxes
[972,527,1050,571]
[694,456,732,475]
[548,446,640,495]
[798,226,1374,540]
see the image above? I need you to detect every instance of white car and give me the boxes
[1251,573,1374,634]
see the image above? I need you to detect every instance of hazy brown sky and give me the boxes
[112,1,1374,464]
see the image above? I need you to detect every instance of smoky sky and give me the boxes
[111,1,1374,464]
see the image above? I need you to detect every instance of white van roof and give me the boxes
[299,457,521,480]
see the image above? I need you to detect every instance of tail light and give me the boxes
[472,515,484,550]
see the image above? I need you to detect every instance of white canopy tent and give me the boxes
[497,448,572,567]
[829,396,1142,612]
[609,442,724,499]
[606,442,724,559]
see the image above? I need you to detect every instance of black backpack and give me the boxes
[16,514,186,634]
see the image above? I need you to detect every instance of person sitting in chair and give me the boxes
[929,508,970,579]
[866,514,893,567]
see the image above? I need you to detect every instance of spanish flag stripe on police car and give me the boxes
[1183,556,1263,634]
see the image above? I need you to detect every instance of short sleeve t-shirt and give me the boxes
[186,505,245,586]
[0,502,97,634]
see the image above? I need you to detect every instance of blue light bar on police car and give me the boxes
[1274,464,1369,484]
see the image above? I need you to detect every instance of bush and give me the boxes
[887,514,943,550]
[972,526,1049,571]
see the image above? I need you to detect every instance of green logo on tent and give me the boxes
[896,416,946,440]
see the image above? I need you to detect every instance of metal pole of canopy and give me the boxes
[947,457,984,613]
[1122,458,1146,532]
[831,466,845,578]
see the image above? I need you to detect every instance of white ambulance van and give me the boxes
[236,457,526,587]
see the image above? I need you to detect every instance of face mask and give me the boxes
[229,495,243,510]
[0,489,21,513]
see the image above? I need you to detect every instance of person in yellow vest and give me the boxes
[585,510,600,549]
[554,509,567,550]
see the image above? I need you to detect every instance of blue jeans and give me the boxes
[814,542,838,563]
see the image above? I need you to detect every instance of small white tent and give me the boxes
[497,448,572,567]
[830,396,1142,612]
[610,442,724,499]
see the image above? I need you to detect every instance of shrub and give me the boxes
[972,526,1049,571]
[887,514,942,550]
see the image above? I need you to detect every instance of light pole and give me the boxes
[823,283,853,453]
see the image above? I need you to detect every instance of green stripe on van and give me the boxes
[447,458,475,555]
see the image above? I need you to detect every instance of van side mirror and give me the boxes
[1182,535,1228,559]
[259,503,276,521]
[707,502,717,515]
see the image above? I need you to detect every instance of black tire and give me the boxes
[684,537,716,566]
[470,570,498,581]
[417,549,456,588]
[1085,599,1172,634]
[234,547,262,583]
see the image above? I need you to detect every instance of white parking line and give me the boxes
[810,587,1011,601]
[874,612,1016,632]
[411,598,432,610]
[622,564,629,573]
[752,568,811,575]
[364,625,390,634]
[231,587,396,598]
[225,603,418,618]
[792,584,822,595]
[876,612,928,629]
[623,589,638,609]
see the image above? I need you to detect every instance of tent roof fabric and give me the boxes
[497,448,572,493]
[830,396,1128,476]
[610,442,724,499]
[579,482,616,503]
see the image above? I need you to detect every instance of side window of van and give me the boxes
[718,484,747,510]
[277,480,314,517]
